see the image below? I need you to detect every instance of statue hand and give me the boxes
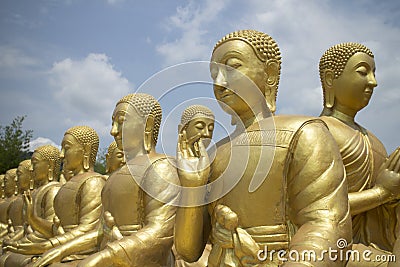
[77,249,113,267]
[177,131,210,187]
[7,240,51,255]
[30,248,62,267]
[376,147,400,199]
[23,191,34,221]
[211,205,239,248]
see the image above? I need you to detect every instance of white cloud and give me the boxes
[106,0,125,5]
[0,46,38,69]
[48,53,132,147]
[156,0,230,66]
[29,137,59,151]
[157,0,400,152]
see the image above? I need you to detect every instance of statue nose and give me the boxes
[215,69,228,87]
[368,73,377,88]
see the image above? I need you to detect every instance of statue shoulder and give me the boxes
[148,154,179,185]
[273,114,326,131]
[365,130,388,157]
[319,115,357,145]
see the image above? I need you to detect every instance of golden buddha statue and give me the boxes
[31,94,180,267]
[0,169,18,239]
[5,160,33,240]
[5,126,105,266]
[0,175,5,199]
[175,30,352,266]
[1,145,61,266]
[318,42,400,265]
[174,105,214,267]
[0,175,4,235]
[105,141,125,175]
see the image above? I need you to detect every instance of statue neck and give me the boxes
[236,102,270,129]
[330,108,361,131]
[332,102,359,120]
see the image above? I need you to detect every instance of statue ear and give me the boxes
[83,144,91,171]
[48,160,55,181]
[144,114,155,153]
[323,70,335,108]
[264,60,279,114]
[105,153,110,173]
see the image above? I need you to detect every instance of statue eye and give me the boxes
[195,123,205,130]
[208,124,214,131]
[226,58,242,70]
[118,116,126,124]
[356,66,368,76]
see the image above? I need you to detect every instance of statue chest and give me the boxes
[8,196,24,226]
[101,172,142,226]
[54,174,99,226]
[211,129,293,228]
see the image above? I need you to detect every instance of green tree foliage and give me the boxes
[0,116,33,174]
[94,147,107,175]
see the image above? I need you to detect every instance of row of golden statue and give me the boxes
[0,30,398,266]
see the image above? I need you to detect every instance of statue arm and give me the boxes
[28,186,59,238]
[49,177,105,247]
[285,121,352,267]
[348,187,392,215]
[31,230,100,267]
[175,204,210,262]
[91,160,181,266]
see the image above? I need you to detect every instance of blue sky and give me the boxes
[0,0,399,156]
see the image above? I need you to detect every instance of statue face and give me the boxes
[210,40,267,116]
[184,117,214,148]
[16,164,31,191]
[111,102,145,154]
[106,147,124,174]
[332,52,377,113]
[31,151,49,183]
[60,133,84,175]
[4,172,16,196]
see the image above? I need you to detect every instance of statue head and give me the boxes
[105,141,125,174]
[211,30,281,118]
[319,42,377,116]
[31,145,61,185]
[179,105,215,156]
[16,159,32,193]
[61,126,99,178]
[111,93,162,155]
[4,168,17,197]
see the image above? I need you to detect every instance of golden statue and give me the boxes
[0,169,18,239]
[0,175,4,235]
[31,94,180,267]
[0,175,4,199]
[1,145,61,266]
[175,30,352,266]
[105,141,125,175]
[318,42,400,265]
[174,105,214,267]
[5,126,106,266]
[5,160,33,241]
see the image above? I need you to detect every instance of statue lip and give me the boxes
[219,89,235,100]
[364,89,373,96]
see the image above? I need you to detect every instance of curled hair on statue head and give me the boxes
[179,105,215,132]
[319,42,374,110]
[34,145,61,181]
[65,126,99,168]
[116,93,162,145]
